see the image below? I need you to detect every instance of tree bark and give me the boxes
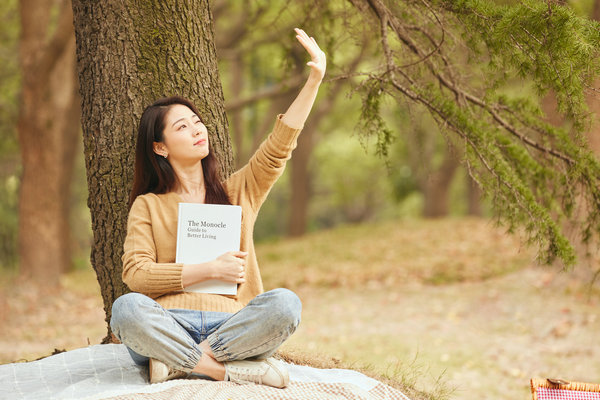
[288,47,365,236]
[71,0,232,339]
[229,53,245,169]
[17,0,80,285]
[466,172,482,216]
[422,151,459,218]
[592,0,600,20]
[587,0,600,155]
[288,93,337,236]
[288,127,313,237]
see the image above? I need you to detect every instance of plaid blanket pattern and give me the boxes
[0,344,410,400]
[531,378,600,400]
[536,388,600,400]
[106,379,409,400]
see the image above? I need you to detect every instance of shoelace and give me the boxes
[228,366,267,384]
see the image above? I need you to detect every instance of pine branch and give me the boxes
[346,0,600,265]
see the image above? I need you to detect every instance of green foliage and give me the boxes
[0,0,19,155]
[349,0,600,266]
[311,131,398,228]
[0,175,19,269]
[357,79,395,158]
[0,0,91,272]
[451,0,600,128]
[216,0,414,238]
[253,113,407,240]
[0,0,20,269]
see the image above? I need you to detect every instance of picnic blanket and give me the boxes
[0,344,410,399]
[531,378,600,400]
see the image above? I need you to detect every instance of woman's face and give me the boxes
[154,104,209,163]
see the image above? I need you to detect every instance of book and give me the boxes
[175,203,242,295]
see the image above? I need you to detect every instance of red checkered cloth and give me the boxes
[532,379,600,400]
[536,388,600,399]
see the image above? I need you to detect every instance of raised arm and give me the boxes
[225,28,326,212]
[279,28,327,129]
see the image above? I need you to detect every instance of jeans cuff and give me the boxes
[207,333,230,362]
[180,345,203,372]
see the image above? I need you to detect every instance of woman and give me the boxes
[110,28,326,389]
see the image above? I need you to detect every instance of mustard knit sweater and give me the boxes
[121,116,301,313]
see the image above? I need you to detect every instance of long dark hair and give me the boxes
[129,96,231,208]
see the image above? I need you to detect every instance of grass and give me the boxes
[7,217,594,400]
[258,217,533,289]
[277,347,453,400]
[257,217,536,399]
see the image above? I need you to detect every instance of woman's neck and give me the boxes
[170,161,206,202]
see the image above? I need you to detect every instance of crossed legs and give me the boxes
[110,288,302,379]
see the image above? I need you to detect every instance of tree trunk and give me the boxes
[542,0,600,154]
[288,95,335,237]
[288,124,314,237]
[587,0,600,155]
[288,48,365,236]
[229,53,246,169]
[17,0,80,285]
[466,172,482,216]
[422,151,459,217]
[71,0,233,339]
[592,0,600,20]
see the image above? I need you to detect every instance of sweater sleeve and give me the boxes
[227,115,302,212]
[121,196,184,298]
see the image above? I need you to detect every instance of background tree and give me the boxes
[536,0,600,262]
[17,0,81,285]
[214,1,312,236]
[212,0,600,256]
[0,0,20,270]
[215,0,375,236]
[71,0,232,338]
[341,0,600,265]
[587,0,600,157]
[213,0,493,238]
[66,0,600,338]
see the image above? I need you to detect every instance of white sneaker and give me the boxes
[224,358,290,388]
[149,358,188,384]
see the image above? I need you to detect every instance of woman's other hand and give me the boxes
[294,28,326,83]
[213,251,247,284]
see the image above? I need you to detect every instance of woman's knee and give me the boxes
[266,288,302,329]
[110,292,153,333]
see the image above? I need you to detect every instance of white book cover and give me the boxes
[176,203,242,295]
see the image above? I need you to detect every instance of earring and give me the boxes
[163,154,168,158]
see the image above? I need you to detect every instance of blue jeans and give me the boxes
[110,288,302,373]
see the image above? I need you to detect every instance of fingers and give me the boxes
[295,28,319,50]
[294,28,322,58]
[226,250,247,268]
[294,27,310,43]
[294,28,326,80]
[215,251,248,284]
[237,265,246,283]
[229,250,248,259]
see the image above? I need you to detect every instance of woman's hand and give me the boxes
[280,29,326,129]
[294,28,326,83]
[212,251,247,284]
[182,251,247,288]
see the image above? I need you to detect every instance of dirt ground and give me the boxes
[1,265,598,399]
[283,266,600,399]
[1,218,599,399]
